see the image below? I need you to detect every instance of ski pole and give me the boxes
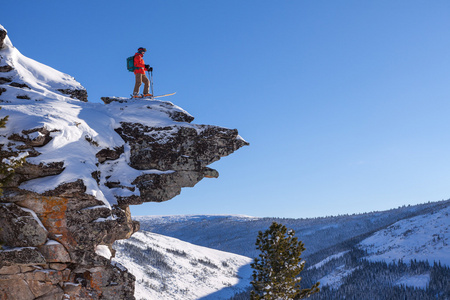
[148,69,154,97]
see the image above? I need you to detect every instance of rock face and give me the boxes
[0,27,6,49]
[0,27,248,299]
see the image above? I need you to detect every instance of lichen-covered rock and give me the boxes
[0,203,48,247]
[37,241,71,263]
[117,123,248,172]
[0,247,46,267]
[112,122,248,205]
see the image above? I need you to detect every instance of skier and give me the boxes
[132,47,153,98]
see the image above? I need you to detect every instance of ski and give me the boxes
[131,92,176,100]
[152,92,176,99]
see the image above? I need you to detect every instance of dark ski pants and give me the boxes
[133,73,150,95]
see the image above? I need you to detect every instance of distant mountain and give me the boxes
[135,200,449,260]
[359,204,450,265]
[123,200,449,299]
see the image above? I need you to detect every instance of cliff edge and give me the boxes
[0,25,248,300]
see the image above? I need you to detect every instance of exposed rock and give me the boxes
[1,161,65,188]
[8,127,53,147]
[0,203,48,247]
[0,65,13,73]
[57,88,88,102]
[0,77,12,84]
[0,87,6,95]
[0,275,36,299]
[1,180,139,298]
[9,82,30,89]
[96,145,124,163]
[27,279,64,299]
[0,28,6,49]
[118,168,219,206]
[0,247,46,267]
[116,123,248,172]
[37,241,71,262]
[49,263,68,271]
[100,96,128,104]
[0,265,20,275]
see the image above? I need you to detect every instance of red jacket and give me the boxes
[133,53,146,74]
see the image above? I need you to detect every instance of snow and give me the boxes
[359,206,450,265]
[95,245,112,259]
[317,265,358,289]
[134,204,450,293]
[45,239,61,246]
[308,251,349,270]
[0,31,198,206]
[113,231,252,300]
[395,274,430,289]
[0,27,84,94]
[0,246,37,252]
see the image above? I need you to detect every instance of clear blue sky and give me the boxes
[3,1,450,218]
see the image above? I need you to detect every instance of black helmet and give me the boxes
[138,47,147,53]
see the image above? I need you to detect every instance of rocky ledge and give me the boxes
[0,26,248,299]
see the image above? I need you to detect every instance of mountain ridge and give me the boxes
[124,200,449,299]
[136,199,450,259]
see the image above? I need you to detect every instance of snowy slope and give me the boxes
[0,29,193,207]
[304,204,450,292]
[135,200,450,259]
[0,24,84,96]
[113,231,252,300]
[133,201,449,296]
[359,205,450,265]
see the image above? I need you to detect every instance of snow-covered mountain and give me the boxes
[113,231,252,300]
[305,204,449,296]
[359,205,449,265]
[136,200,449,259]
[126,200,449,299]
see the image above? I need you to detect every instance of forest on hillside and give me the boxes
[230,249,450,300]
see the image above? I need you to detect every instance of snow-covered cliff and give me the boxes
[0,25,247,299]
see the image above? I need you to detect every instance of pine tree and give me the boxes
[250,222,320,300]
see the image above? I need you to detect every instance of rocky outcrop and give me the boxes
[57,88,88,102]
[0,27,248,300]
[0,28,6,49]
[114,122,247,205]
[0,180,139,299]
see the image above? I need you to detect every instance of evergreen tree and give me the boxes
[250,222,320,300]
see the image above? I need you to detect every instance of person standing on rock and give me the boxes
[132,47,153,98]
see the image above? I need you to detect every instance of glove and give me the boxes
[145,64,149,70]
[148,67,153,72]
